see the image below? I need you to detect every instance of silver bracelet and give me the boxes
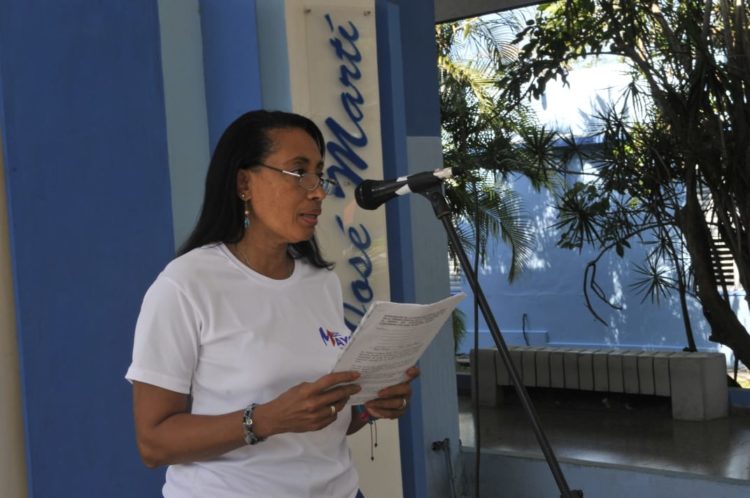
[242,403,265,445]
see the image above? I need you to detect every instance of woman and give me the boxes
[126,110,418,497]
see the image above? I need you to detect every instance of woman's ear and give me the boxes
[236,168,252,199]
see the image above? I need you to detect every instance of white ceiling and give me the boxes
[435,0,544,23]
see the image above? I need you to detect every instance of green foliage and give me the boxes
[554,182,611,249]
[437,15,556,282]
[498,0,750,364]
[630,259,675,304]
[447,177,533,281]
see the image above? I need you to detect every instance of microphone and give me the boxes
[355,167,461,210]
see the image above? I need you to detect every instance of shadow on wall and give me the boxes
[456,177,718,353]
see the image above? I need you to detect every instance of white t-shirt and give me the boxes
[126,243,359,498]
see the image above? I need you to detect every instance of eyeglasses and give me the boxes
[255,163,338,195]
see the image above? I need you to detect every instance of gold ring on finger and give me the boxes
[330,405,336,415]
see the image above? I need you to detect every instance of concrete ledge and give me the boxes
[669,352,728,420]
[472,347,729,421]
[471,348,499,406]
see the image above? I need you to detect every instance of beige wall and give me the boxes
[0,132,28,497]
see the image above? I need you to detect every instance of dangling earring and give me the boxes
[241,193,250,228]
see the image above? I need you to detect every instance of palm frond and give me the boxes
[629,259,676,304]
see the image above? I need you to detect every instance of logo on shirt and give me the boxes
[319,327,350,348]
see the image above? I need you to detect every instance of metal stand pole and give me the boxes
[419,187,583,498]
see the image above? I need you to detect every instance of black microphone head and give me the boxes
[356,176,411,210]
[355,180,381,210]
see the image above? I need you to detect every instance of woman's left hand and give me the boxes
[363,366,420,419]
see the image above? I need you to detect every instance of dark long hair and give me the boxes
[177,110,332,269]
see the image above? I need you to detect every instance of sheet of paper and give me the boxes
[332,293,465,405]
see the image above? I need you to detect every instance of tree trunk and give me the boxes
[678,182,750,369]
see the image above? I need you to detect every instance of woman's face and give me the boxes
[241,127,326,246]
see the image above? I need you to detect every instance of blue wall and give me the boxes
[199,0,263,151]
[389,0,442,136]
[0,1,174,495]
[455,175,734,355]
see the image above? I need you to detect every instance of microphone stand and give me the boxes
[418,185,584,498]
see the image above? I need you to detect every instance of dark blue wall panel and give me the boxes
[389,0,442,137]
[0,1,173,496]
[200,0,263,151]
[375,3,427,498]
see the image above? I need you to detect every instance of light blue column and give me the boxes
[375,3,427,497]
[255,0,292,111]
[158,0,211,249]
[386,1,461,497]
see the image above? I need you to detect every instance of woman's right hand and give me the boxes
[132,371,360,468]
[251,371,361,438]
